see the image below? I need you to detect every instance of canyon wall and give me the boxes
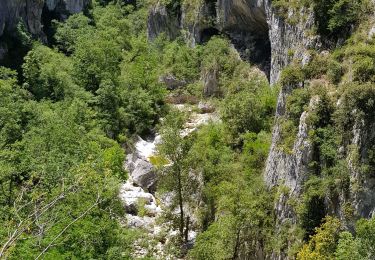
[0,0,90,38]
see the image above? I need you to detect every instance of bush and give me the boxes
[23,44,84,101]
[286,87,311,123]
[334,83,375,135]
[327,0,362,33]
[313,0,363,36]
[280,64,305,87]
[54,14,94,54]
[297,216,341,260]
[335,217,375,259]
[327,59,343,84]
[278,118,298,154]
[221,65,277,140]
[304,54,330,80]
[352,56,375,82]
[200,36,239,78]
[162,40,200,82]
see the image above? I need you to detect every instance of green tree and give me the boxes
[54,14,94,54]
[221,65,276,140]
[158,110,194,244]
[335,232,361,260]
[297,216,341,260]
[188,124,273,259]
[335,217,375,260]
[0,97,132,258]
[23,44,85,101]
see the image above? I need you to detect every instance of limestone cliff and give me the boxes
[0,0,90,40]
[147,0,319,83]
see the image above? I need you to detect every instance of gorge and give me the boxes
[1,0,375,259]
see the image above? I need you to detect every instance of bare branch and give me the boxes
[0,180,84,258]
[34,193,101,260]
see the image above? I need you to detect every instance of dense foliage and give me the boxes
[0,0,278,258]
[1,0,375,259]
[272,0,368,38]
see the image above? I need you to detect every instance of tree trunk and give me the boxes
[7,178,13,220]
[177,167,184,242]
[184,216,190,243]
[232,228,241,260]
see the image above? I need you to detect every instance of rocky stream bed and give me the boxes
[118,103,220,258]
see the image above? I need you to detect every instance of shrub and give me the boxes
[335,217,375,259]
[352,56,375,82]
[297,216,341,260]
[334,83,375,136]
[278,118,298,154]
[304,54,330,80]
[280,64,305,88]
[313,0,363,36]
[286,87,311,123]
[22,45,83,101]
[221,76,276,139]
[327,59,343,84]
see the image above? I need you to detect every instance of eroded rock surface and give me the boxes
[0,0,90,52]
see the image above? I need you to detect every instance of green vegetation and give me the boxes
[0,1,162,258]
[297,216,375,260]
[154,35,277,257]
[1,0,278,257]
[158,110,194,244]
[186,124,274,259]
[297,216,342,260]
[0,69,136,259]
[272,0,368,37]
[1,0,375,259]
[273,5,375,257]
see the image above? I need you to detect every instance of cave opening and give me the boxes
[229,31,271,80]
[199,26,272,80]
[301,195,326,240]
[41,4,63,46]
[196,0,220,43]
[216,3,272,80]
[0,27,32,79]
[200,27,221,43]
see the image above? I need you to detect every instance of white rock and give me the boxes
[135,136,158,160]
[132,159,157,192]
[369,25,375,39]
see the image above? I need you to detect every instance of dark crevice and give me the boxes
[166,0,182,22]
[0,30,31,79]
[41,4,61,46]
[228,30,271,80]
[302,196,326,240]
[204,0,217,17]
[199,27,221,43]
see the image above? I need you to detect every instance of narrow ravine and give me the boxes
[119,102,220,258]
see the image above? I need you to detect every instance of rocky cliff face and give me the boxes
[0,0,90,64]
[348,119,375,218]
[148,3,180,41]
[147,0,319,83]
[0,0,90,40]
